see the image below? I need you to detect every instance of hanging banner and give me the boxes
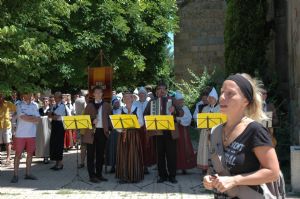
[88,67,113,102]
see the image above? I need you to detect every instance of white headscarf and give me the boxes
[208,87,218,101]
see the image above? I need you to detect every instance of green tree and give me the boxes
[0,0,178,92]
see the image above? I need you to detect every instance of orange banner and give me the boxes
[88,67,113,102]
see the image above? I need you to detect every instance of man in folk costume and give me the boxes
[196,87,220,174]
[82,86,111,183]
[115,91,144,183]
[144,81,184,184]
[174,91,196,174]
[135,87,156,174]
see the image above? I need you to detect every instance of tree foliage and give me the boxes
[0,0,178,93]
[171,68,216,109]
[224,0,268,79]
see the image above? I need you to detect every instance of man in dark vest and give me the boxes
[82,86,111,183]
[145,81,183,184]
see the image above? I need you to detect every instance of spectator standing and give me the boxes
[0,92,16,165]
[11,92,40,183]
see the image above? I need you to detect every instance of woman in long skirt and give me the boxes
[115,91,144,183]
[196,87,220,174]
[174,91,196,173]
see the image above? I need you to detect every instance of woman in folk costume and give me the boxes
[63,94,76,151]
[115,91,144,183]
[197,87,220,174]
[135,87,156,174]
[48,92,67,170]
[105,96,121,173]
[174,91,197,174]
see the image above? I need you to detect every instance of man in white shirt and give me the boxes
[11,92,40,183]
[82,86,111,183]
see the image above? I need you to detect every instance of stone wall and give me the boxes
[174,0,299,143]
[174,0,226,81]
[287,0,300,144]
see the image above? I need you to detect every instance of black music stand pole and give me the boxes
[139,117,174,189]
[61,118,92,188]
[190,114,224,190]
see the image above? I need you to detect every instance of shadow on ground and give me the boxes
[0,150,211,196]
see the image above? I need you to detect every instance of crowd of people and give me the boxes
[0,73,282,198]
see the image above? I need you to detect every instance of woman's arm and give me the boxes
[234,146,280,185]
[212,146,280,193]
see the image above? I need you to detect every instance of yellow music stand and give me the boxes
[144,115,175,130]
[110,114,140,129]
[197,113,227,129]
[61,115,92,187]
[62,115,93,130]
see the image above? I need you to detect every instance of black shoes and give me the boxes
[89,177,100,183]
[90,175,108,183]
[169,177,178,184]
[50,165,63,170]
[157,177,167,183]
[157,176,177,184]
[53,165,63,170]
[96,175,108,181]
[25,174,38,180]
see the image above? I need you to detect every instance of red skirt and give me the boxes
[139,126,156,167]
[64,130,76,148]
[176,125,196,170]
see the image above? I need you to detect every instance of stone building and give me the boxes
[174,0,226,81]
[174,0,300,144]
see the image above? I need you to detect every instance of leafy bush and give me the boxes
[170,68,217,109]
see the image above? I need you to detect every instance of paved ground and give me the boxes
[0,150,213,199]
[0,150,299,199]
